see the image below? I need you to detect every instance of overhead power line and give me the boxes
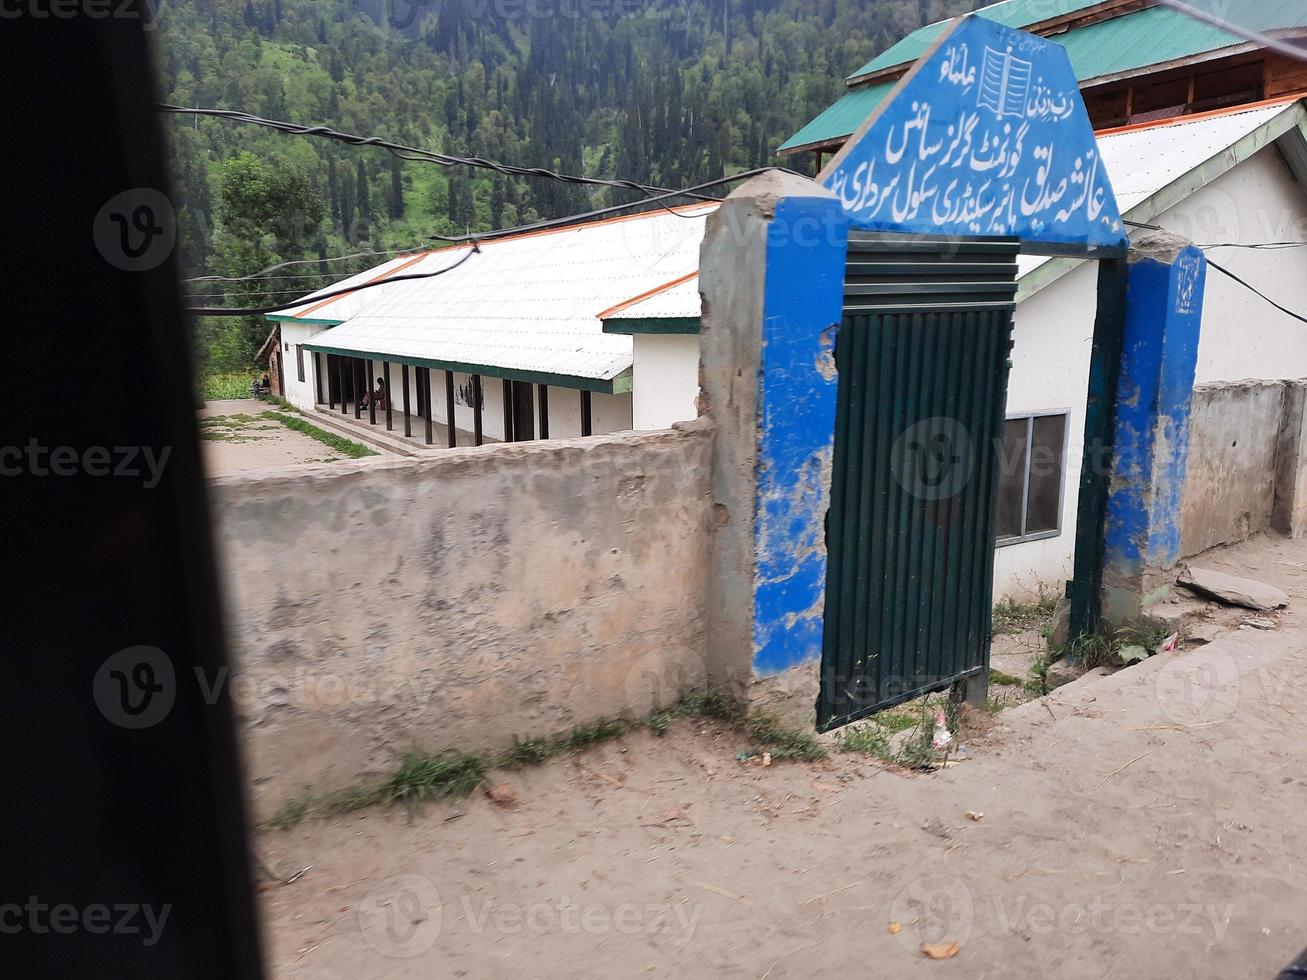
[1123,219,1307,322]
[183,165,783,317]
[185,244,431,284]
[186,245,479,316]
[1206,257,1307,326]
[419,167,772,248]
[1155,0,1307,64]
[157,105,723,205]
[1200,242,1307,251]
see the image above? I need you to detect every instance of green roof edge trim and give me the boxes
[302,342,628,394]
[266,314,343,326]
[602,316,701,335]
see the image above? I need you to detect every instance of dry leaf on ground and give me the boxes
[922,942,961,960]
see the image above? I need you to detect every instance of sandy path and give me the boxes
[199,399,357,475]
[256,535,1307,979]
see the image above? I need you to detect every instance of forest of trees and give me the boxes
[156,0,976,372]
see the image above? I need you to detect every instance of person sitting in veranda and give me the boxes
[361,376,387,411]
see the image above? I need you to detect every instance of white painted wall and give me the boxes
[278,321,329,412]
[591,391,634,434]
[993,260,1098,600]
[633,334,701,429]
[366,360,631,442]
[991,145,1307,598]
[1157,146,1307,384]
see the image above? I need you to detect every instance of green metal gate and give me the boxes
[818,235,1021,731]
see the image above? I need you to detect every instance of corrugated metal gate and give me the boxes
[817,236,1021,731]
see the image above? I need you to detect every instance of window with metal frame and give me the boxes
[996,412,1068,546]
[296,345,305,383]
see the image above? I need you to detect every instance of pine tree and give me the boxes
[388,157,405,220]
[355,161,371,240]
[489,175,505,229]
[327,159,341,227]
[339,163,355,242]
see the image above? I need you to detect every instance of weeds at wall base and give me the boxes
[263,692,825,830]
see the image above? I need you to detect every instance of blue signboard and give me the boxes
[820,15,1127,256]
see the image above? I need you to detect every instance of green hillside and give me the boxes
[155,0,974,370]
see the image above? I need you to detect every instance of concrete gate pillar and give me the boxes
[1101,233,1208,626]
[698,170,849,712]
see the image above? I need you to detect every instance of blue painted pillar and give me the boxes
[1101,234,1208,625]
[752,195,849,676]
[698,171,849,696]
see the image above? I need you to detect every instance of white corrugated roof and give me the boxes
[280,252,434,322]
[1020,100,1303,284]
[600,272,701,322]
[292,204,715,382]
[613,100,1306,317]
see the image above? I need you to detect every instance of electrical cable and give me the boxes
[186,166,780,315]
[418,168,772,247]
[1205,256,1307,326]
[158,105,725,205]
[186,244,479,316]
[1154,0,1307,64]
[185,244,431,283]
[1123,219,1307,250]
[1124,219,1307,321]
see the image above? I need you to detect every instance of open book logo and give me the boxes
[978,46,1032,119]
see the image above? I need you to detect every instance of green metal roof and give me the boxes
[848,0,1099,81]
[781,81,897,156]
[780,1,1307,153]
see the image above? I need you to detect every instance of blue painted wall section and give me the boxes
[752,195,850,676]
[1102,241,1207,622]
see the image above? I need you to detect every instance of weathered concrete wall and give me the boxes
[697,181,768,696]
[212,423,713,817]
[697,170,848,719]
[1181,381,1291,557]
[1102,236,1206,626]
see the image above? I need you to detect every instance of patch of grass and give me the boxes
[894,708,940,771]
[740,709,827,761]
[836,702,942,771]
[200,371,257,401]
[201,413,260,428]
[987,693,1017,715]
[833,723,892,757]
[992,590,1060,636]
[266,793,312,831]
[652,689,826,761]
[498,719,631,769]
[674,689,739,721]
[1027,655,1050,695]
[988,668,1026,688]
[1116,619,1173,653]
[200,414,267,441]
[263,689,830,830]
[370,750,487,807]
[871,706,927,734]
[261,410,376,459]
[1066,632,1117,670]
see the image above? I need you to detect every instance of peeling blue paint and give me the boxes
[1103,245,1206,596]
[752,196,850,676]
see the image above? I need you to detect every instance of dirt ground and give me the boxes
[200,399,360,475]
[256,533,1307,979]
